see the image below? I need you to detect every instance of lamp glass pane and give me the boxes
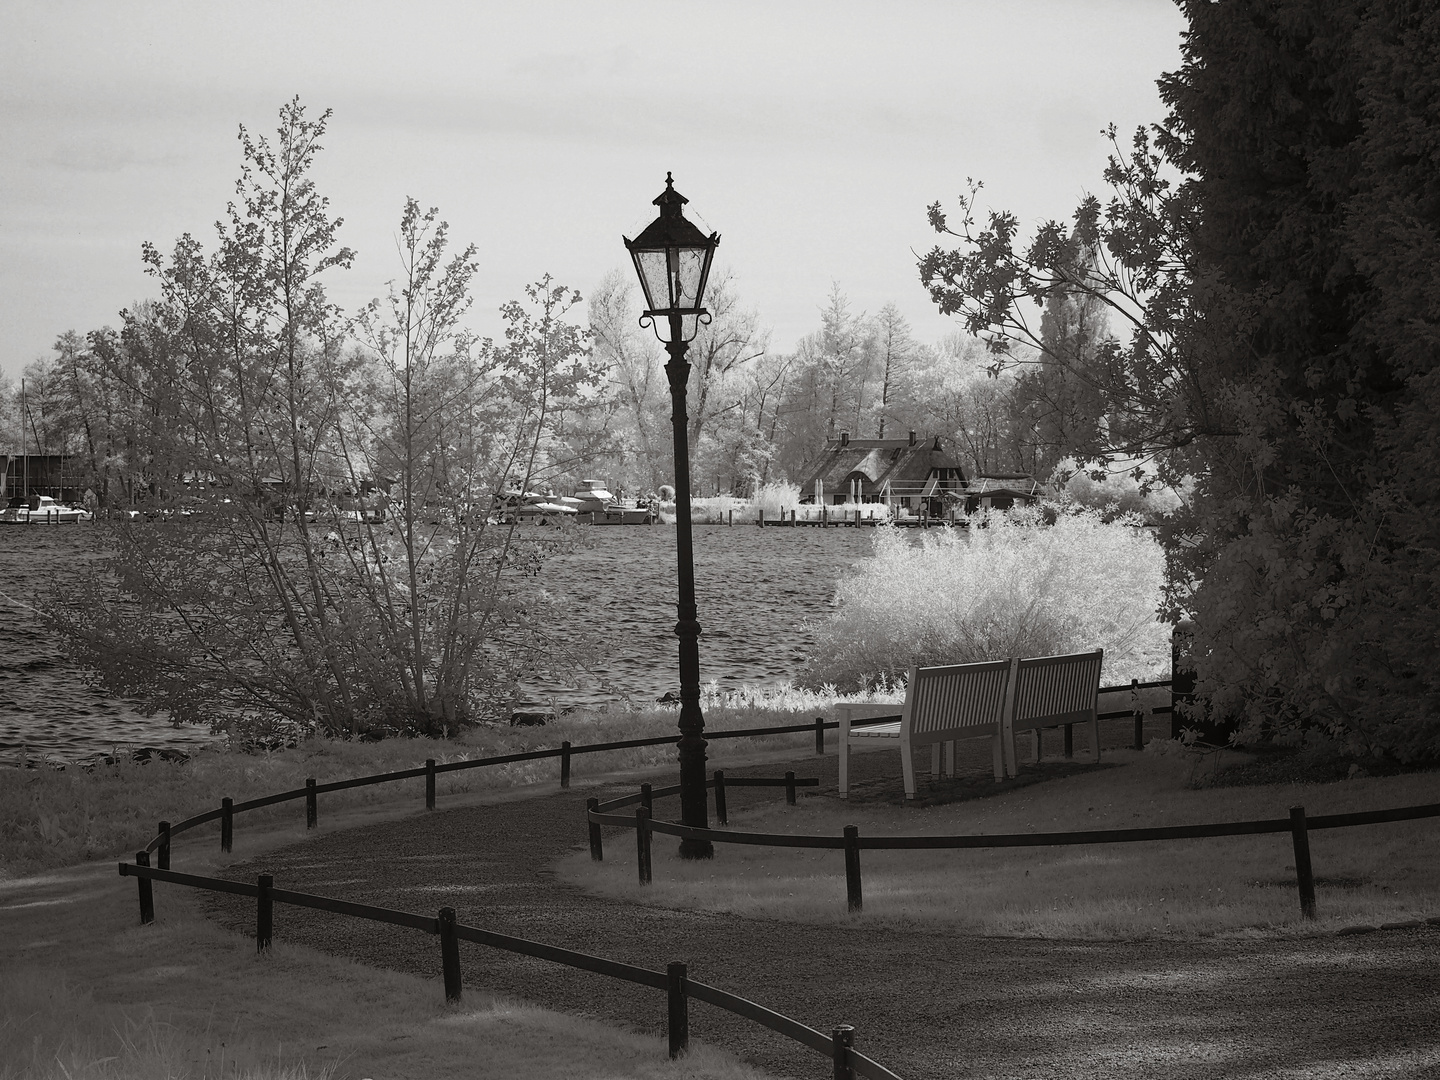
[673,247,707,310]
[633,250,668,311]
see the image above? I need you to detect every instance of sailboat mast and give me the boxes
[20,377,26,501]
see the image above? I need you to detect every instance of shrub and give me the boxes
[1052,458,1185,522]
[752,481,801,516]
[798,507,1168,690]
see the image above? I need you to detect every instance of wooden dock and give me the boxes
[750,509,959,529]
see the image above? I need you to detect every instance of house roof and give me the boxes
[796,436,964,493]
[967,474,1043,500]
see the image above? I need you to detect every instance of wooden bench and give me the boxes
[835,650,1105,798]
[1004,649,1104,776]
[836,659,1012,800]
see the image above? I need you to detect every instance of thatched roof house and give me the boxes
[795,431,966,509]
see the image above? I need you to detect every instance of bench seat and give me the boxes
[837,657,1011,799]
[834,649,1105,799]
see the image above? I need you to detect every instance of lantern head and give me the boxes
[623,172,720,343]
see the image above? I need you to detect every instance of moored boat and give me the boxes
[571,479,655,524]
[492,488,580,525]
[0,495,93,524]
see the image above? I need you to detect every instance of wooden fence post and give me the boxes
[785,771,797,805]
[1289,805,1317,919]
[220,798,233,853]
[815,717,825,755]
[425,759,436,810]
[560,741,572,788]
[157,821,170,870]
[713,771,727,825]
[843,825,862,912]
[439,906,463,1003]
[667,961,689,1058]
[305,778,317,829]
[256,873,273,953]
[641,782,653,815]
[587,798,603,860]
[1132,678,1144,750]
[832,1024,856,1080]
[134,851,154,924]
[636,807,652,885]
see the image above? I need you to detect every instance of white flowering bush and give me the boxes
[798,507,1168,690]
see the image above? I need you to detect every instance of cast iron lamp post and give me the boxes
[624,172,720,859]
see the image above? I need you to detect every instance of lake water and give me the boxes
[0,522,881,763]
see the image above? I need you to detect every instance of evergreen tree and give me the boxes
[1161,0,1440,758]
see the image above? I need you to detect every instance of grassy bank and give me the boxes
[1,689,861,880]
[558,749,1440,940]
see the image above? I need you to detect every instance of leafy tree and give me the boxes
[919,124,1223,472]
[49,100,599,743]
[1154,0,1440,759]
[870,302,917,439]
[770,285,876,481]
[684,270,769,452]
[919,0,1440,761]
[911,334,1029,476]
[587,268,668,492]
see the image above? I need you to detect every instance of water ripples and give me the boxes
[1,523,880,762]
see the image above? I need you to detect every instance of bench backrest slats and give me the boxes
[902,659,1012,745]
[1012,650,1104,728]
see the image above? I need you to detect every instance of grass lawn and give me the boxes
[557,748,1440,940]
[0,695,856,1080]
[0,699,830,880]
[1,791,779,1080]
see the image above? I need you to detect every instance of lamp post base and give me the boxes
[679,837,715,860]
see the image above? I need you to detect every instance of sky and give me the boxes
[0,1,1188,382]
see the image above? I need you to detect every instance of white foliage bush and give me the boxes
[752,481,801,516]
[798,507,1168,690]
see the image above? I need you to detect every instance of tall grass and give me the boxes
[689,495,741,524]
[798,507,1168,690]
[1,694,841,879]
[751,481,800,516]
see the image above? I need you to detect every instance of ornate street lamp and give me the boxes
[624,172,720,859]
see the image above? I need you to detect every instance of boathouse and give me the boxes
[1,454,82,502]
[795,432,965,514]
[964,473,1043,513]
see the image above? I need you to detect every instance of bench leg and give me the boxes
[944,740,955,778]
[1032,728,1042,764]
[990,731,1005,782]
[901,738,917,801]
[839,738,850,799]
[930,743,941,782]
[1091,718,1101,764]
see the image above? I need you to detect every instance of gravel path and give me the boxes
[207,748,1440,1080]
